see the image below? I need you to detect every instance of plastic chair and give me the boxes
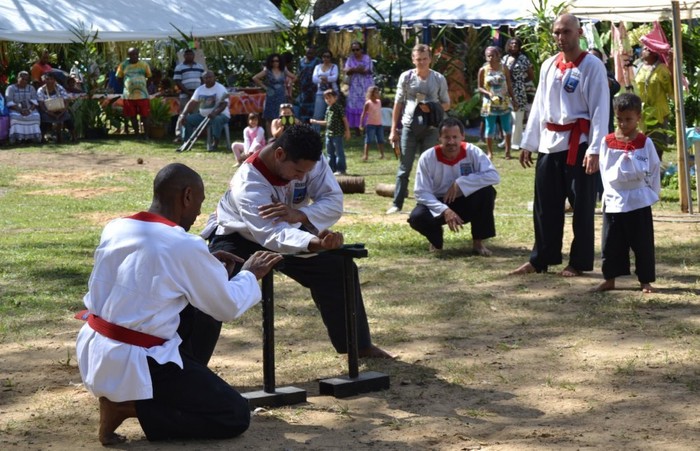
[206,117,231,151]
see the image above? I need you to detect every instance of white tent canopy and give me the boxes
[312,0,534,32]
[0,0,290,43]
[568,0,700,22]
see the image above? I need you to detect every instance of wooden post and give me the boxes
[671,1,693,213]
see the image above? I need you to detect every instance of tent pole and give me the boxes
[671,1,693,213]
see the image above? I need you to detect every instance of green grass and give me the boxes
[1,134,699,386]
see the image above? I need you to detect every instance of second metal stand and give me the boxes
[242,270,307,408]
[318,245,390,398]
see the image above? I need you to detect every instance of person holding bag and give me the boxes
[386,44,450,215]
[37,72,76,143]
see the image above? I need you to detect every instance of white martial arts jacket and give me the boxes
[521,52,610,156]
[599,133,660,213]
[215,154,343,254]
[414,142,500,217]
[76,212,261,402]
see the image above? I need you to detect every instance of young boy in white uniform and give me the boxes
[593,93,660,293]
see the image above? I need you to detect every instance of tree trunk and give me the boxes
[313,0,344,20]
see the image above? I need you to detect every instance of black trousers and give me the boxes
[407,186,497,249]
[134,305,250,441]
[529,145,596,272]
[209,233,372,353]
[601,206,655,283]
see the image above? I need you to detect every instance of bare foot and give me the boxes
[379,154,385,159]
[472,241,492,256]
[590,279,615,292]
[99,397,136,446]
[362,156,368,161]
[560,266,582,277]
[487,152,493,160]
[509,261,536,275]
[359,345,395,359]
[641,283,656,293]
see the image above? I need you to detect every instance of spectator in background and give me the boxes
[116,48,152,139]
[386,44,450,215]
[344,41,374,135]
[478,45,516,160]
[501,37,534,152]
[37,72,76,143]
[310,89,351,176]
[65,76,84,95]
[178,71,230,151]
[296,46,321,124]
[253,53,296,138]
[173,49,205,105]
[31,49,53,89]
[5,71,42,144]
[634,35,673,157]
[231,112,266,165]
[270,102,301,140]
[173,48,205,142]
[359,86,385,160]
[311,49,339,133]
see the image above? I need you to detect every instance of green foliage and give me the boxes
[148,97,172,127]
[66,22,106,95]
[0,42,38,89]
[70,97,106,137]
[680,22,700,126]
[662,165,697,191]
[277,0,314,58]
[515,0,572,78]
[450,91,482,125]
[366,2,419,90]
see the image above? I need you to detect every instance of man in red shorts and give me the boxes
[117,48,152,138]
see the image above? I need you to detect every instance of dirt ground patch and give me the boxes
[2,149,700,450]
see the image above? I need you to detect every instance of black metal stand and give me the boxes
[318,244,390,398]
[242,269,307,408]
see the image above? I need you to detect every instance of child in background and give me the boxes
[231,112,266,165]
[359,86,385,161]
[310,89,350,175]
[270,103,300,140]
[593,93,660,293]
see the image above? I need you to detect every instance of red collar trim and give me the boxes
[555,51,588,73]
[127,212,178,227]
[435,142,467,166]
[605,132,647,151]
[249,151,288,186]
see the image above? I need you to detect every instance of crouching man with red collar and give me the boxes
[408,117,500,255]
[76,163,281,445]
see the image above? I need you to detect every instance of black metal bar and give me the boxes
[261,271,275,393]
[343,254,359,378]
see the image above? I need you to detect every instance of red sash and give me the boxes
[75,310,166,348]
[546,118,590,166]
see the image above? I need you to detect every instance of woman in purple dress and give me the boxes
[343,41,374,133]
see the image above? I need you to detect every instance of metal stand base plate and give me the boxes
[319,371,390,398]
[242,386,307,408]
